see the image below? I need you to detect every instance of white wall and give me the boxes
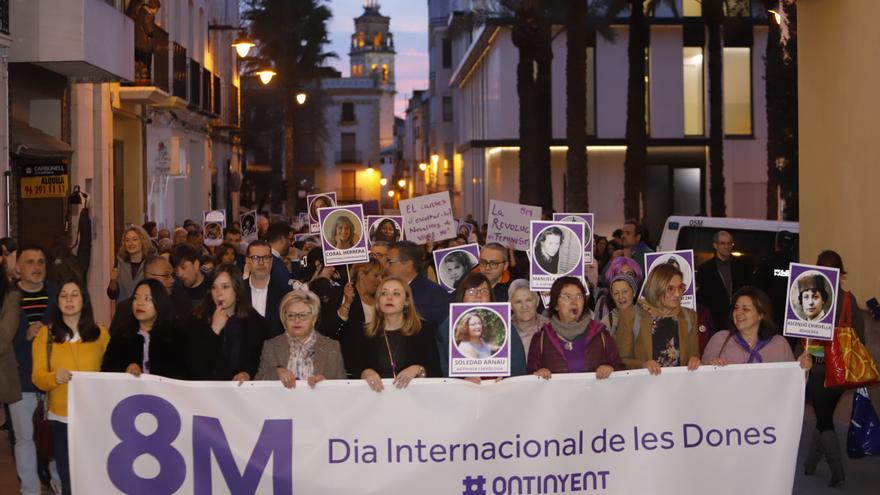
[649,26,685,138]
[596,27,628,138]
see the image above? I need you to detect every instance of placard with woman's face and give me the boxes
[529,220,584,291]
[318,204,369,266]
[433,243,480,293]
[784,263,839,341]
[448,302,511,377]
[307,192,337,234]
[640,250,696,310]
[552,213,595,264]
[366,215,403,248]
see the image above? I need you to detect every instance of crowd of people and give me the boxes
[0,208,864,493]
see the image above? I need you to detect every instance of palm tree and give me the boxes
[762,0,798,220]
[564,0,589,212]
[510,0,554,214]
[704,0,726,216]
[242,0,335,215]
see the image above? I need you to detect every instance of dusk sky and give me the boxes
[325,0,429,117]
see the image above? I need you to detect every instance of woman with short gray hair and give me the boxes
[255,290,345,387]
[508,279,547,355]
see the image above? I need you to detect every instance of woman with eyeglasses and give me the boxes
[184,263,269,382]
[614,264,701,374]
[437,273,527,377]
[359,277,441,391]
[528,277,622,379]
[255,290,345,387]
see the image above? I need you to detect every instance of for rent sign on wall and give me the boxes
[69,364,804,494]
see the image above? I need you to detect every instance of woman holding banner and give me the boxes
[255,290,345,387]
[101,279,185,378]
[528,277,623,378]
[614,264,701,374]
[184,263,268,382]
[702,286,811,368]
[32,278,110,495]
[508,279,547,355]
[329,259,384,377]
[359,277,442,390]
[599,273,639,337]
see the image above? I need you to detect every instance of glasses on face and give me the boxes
[558,293,584,302]
[665,284,687,296]
[465,288,490,297]
[248,255,273,264]
[284,311,313,322]
[478,259,505,269]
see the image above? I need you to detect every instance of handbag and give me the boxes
[847,387,880,458]
[32,332,54,461]
[823,293,880,388]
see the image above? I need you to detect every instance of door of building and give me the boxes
[644,165,703,247]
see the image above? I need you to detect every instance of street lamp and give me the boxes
[296,92,307,105]
[366,165,375,174]
[387,190,395,198]
[380,178,388,186]
[419,163,427,171]
[256,65,276,85]
[231,34,256,58]
[397,179,406,188]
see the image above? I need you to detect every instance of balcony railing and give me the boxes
[172,43,187,99]
[336,151,362,164]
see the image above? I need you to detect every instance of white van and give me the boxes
[657,216,799,272]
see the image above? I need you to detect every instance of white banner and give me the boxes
[69,364,804,495]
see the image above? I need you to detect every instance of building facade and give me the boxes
[5,0,241,323]
[425,0,773,238]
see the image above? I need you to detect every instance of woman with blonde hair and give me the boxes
[330,259,383,377]
[256,290,345,387]
[106,225,156,301]
[359,277,441,391]
[614,263,701,374]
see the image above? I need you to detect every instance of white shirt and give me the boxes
[251,283,268,317]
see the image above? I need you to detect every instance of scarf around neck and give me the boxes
[551,315,591,341]
[732,332,770,364]
[287,331,317,379]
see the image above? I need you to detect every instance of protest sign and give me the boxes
[366,215,404,248]
[240,210,258,243]
[448,303,511,377]
[641,250,696,310]
[553,213,595,264]
[69,364,805,495]
[202,210,225,247]
[487,200,541,251]
[399,191,455,244]
[319,204,369,266]
[307,192,337,234]
[529,221,585,291]
[783,263,839,341]
[433,243,481,292]
[457,221,474,239]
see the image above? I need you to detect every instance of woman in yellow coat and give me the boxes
[32,278,109,495]
[614,263,701,374]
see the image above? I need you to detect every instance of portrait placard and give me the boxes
[433,243,481,293]
[240,210,258,243]
[318,204,369,266]
[783,263,839,341]
[307,192,337,234]
[640,250,696,310]
[487,200,542,251]
[202,210,226,247]
[366,215,404,248]
[448,302,511,377]
[399,191,455,244]
[529,221,585,291]
[552,213,595,264]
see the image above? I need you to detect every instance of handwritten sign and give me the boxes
[399,191,455,244]
[487,200,541,251]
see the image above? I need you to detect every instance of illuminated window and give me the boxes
[373,32,382,49]
[371,64,377,75]
[682,0,701,16]
[723,47,752,135]
[357,32,365,48]
[683,47,704,136]
[382,64,388,81]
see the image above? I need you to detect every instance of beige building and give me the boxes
[799,0,880,303]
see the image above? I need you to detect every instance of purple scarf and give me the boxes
[733,333,770,363]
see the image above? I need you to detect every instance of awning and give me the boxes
[11,119,73,159]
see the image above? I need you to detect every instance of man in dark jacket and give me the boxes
[386,241,450,330]
[696,230,751,331]
[244,240,290,337]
